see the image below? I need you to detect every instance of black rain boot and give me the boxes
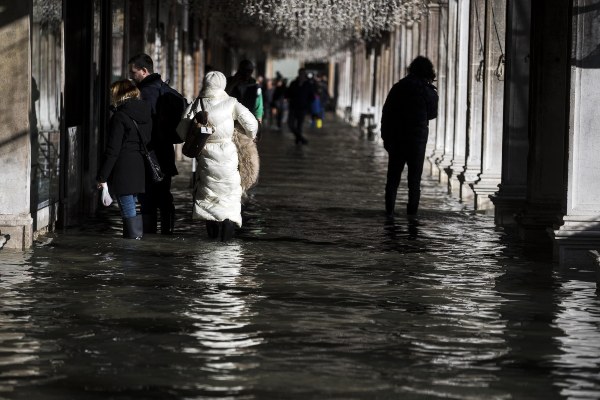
[160,205,175,235]
[142,213,157,234]
[407,189,421,216]
[220,219,235,242]
[123,215,143,239]
[206,221,219,239]
[385,188,397,218]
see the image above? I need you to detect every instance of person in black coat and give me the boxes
[128,53,178,234]
[285,68,315,145]
[381,56,439,219]
[97,80,152,239]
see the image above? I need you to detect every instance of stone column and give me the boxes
[552,1,600,266]
[515,0,569,242]
[425,2,441,175]
[448,0,471,197]
[489,0,531,225]
[470,0,506,210]
[431,1,448,180]
[458,0,485,202]
[0,2,33,249]
[439,0,459,186]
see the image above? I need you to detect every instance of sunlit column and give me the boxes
[448,0,470,198]
[469,0,505,210]
[431,1,448,180]
[0,3,33,249]
[459,0,485,203]
[489,0,531,225]
[552,1,600,266]
[439,0,458,185]
[425,2,441,175]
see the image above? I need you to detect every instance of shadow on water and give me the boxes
[1,116,600,399]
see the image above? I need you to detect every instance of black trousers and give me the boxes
[385,141,428,215]
[139,176,174,218]
[287,108,307,140]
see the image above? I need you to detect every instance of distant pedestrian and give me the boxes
[177,71,258,241]
[285,68,315,145]
[271,77,287,131]
[97,80,152,239]
[381,56,438,219]
[226,60,264,124]
[128,53,180,235]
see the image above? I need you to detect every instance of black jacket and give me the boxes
[136,73,178,176]
[381,74,438,146]
[227,75,260,114]
[286,78,315,112]
[97,99,152,195]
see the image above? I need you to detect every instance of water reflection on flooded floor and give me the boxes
[1,118,599,399]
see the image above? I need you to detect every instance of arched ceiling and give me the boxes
[187,0,430,59]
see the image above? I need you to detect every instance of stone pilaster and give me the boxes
[490,0,531,225]
[440,0,459,187]
[470,0,506,210]
[431,2,448,180]
[448,0,470,198]
[515,0,569,242]
[0,3,33,250]
[552,1,600,266]
[458,0,485,202]
[425,2,441,175]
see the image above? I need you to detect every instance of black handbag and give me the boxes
[182,97,213,158]
[131,119,164,183]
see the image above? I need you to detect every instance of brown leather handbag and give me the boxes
[182,97,213,158]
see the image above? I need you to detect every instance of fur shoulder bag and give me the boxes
[232,121,260,195]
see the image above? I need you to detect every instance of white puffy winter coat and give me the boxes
[177,71,258,227]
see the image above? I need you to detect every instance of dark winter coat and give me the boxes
[380,74,438,147]
[136,73,178,176]
[97,99,152,195]
[227,76,260,114]
[286,78,315,112]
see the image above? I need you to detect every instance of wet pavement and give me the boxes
[1,116,600,399]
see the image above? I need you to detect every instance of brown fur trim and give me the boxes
[233,123,260,192]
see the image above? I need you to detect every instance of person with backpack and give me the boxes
[128,53,186,235]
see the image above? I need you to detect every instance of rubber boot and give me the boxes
[407,189,421,216]
[142,213,157,234]
[160,205,175,235]
[206,221,220,239]
[123,215,143,239]
[385,188,397,218]
[220,219,235,242]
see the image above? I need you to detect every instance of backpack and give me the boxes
[156,81,188,144]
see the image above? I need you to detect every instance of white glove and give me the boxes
[101,182,113,206]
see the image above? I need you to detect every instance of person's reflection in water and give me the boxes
[183,244,263,393]
[384,217,420,242]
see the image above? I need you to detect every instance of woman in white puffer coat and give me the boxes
[177,71,258,241]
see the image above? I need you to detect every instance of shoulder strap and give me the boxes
[128,117,150,156]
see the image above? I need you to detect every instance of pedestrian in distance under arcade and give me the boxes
[96,80,152,239]
[380,55,439,221]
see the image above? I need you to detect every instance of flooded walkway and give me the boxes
[1,116,600,399]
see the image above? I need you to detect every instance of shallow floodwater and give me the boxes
[1,117,599,399]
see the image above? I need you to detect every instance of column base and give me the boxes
[514,203,562,243]
[469,177,500,211]
[552,217,600,267]
[0,214,33,250]
[490,185,527,226]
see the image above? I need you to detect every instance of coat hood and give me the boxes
[200,71,228,99]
